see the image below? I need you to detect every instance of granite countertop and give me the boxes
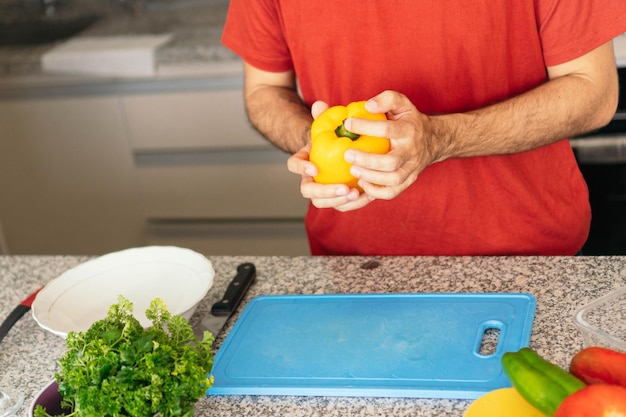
[1,255,625,416]
[0,0,238,77]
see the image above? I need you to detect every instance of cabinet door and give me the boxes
[122,90,266,151]
[135,149,308,219]
[0,96,144,254]
[137,149,310,255]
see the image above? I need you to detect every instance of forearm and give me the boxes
[431,71,617,162]
[245,84,313,154]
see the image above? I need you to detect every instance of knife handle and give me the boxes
[0,305,31,344]
[211,262,256,317]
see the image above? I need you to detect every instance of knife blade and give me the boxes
[195,262,256,339]
[0,287,42,344]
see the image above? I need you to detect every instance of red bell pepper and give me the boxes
[554,384,626,417]
[570,346,626,387]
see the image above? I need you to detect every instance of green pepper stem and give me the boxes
[335,121,360,141]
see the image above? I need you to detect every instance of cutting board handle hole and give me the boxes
[476,325,502,357]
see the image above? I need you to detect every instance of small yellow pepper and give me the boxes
[309,101,390,190]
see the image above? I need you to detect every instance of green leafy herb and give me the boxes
[35,296,214,417]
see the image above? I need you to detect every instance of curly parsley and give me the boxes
[35,296,214,417]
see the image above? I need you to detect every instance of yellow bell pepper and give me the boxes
[309,101,390,190]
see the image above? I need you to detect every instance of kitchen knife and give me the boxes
[0,287,41,344]
[195,262,256,339]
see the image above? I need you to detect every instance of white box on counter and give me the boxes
[41,34,173,77]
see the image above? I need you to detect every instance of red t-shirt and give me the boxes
[223,1,626,256]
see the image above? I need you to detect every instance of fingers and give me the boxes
[347,147,420,199]
[345,149,402,177]
[287,144,317,175]
[311,100,330,119]
[288,145,373,212]
[301,177,374,211]
[357,178,412,201]
[365,90,413,116]
[297,175,378,211]
[343,92,416,140]
[313,193,373,212]
[343,117,393,141]
[342,134,421,200]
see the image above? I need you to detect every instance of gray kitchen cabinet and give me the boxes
[0,82,310,256]
[0,95,145,254]
[122,89,265,151]
[121,89,310,255]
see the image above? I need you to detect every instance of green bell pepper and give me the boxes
[501,348,586,416]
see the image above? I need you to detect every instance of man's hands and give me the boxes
[287,91,441,212]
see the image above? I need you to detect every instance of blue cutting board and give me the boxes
[208,293,536,398]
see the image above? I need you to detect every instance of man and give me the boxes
[222,1,626,256]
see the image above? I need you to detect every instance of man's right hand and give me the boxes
[287,100,377,212]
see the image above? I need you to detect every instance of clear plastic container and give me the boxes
[574,286,626,353]
[0,389,24,417]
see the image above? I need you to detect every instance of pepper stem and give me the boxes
[335,120,360,141]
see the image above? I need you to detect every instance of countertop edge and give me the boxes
[0,58,244,98]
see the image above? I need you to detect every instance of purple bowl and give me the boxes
[29,380,70,417]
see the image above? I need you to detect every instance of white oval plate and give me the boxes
[32,246,214,338]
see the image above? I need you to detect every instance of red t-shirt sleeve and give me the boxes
[537,0,626,66]
[222,0,293,72]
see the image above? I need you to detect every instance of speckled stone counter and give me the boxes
[1,255,625,416]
